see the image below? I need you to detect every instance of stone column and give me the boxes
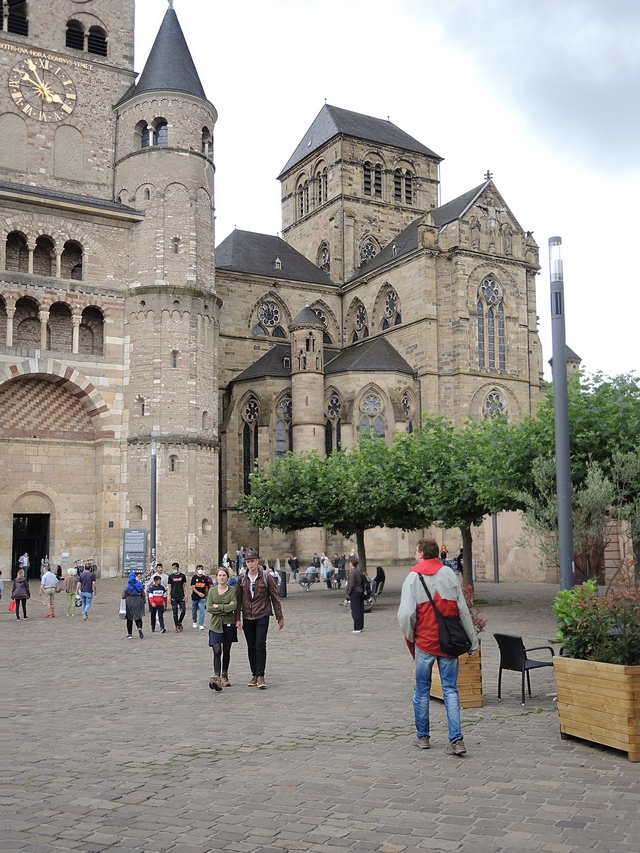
[27,240,35,274]
[54,246,63,278]
[39,310,49,351]
[6,307,15,346]
[72,315,81,353]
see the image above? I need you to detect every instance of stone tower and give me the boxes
[114,5,219,571]
[289,304,326,556]
[278,104,442,286]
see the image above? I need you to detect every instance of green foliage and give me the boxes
[553,563,640,665]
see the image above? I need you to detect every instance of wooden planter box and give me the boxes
[431,639,483,709]
[554,655,640,762]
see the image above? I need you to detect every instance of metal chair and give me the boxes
[493,633,555,705]
[370,579,385,606]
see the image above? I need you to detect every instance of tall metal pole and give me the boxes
[549,237,574,590]
[150,437,157,570]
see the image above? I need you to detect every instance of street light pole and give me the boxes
[549,237,574,590]
[150,437,157,570]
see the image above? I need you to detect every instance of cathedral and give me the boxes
[0,1,544,579]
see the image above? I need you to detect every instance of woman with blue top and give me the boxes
[122,572,146,639]
[206,568,237,690]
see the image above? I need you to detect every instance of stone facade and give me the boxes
[0,2,545,581]
[0,2,218,578]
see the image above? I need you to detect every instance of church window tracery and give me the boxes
[242,395,260,494]
[258,302,280,327]
[359,391,385,438]
[381,288,401,329]
[360,237,379,264]
[325,393,342,455]
[317,241,330,275]
[484,390,507,420]
[350,301,369,342]
[275,392,292,459]
[402,391,415,433]
[477,277,506,371]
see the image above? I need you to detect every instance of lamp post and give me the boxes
[549,237,574,590]
[150,437,157,570]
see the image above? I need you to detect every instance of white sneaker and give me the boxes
[192,622,198,628]
[198,625,205,630]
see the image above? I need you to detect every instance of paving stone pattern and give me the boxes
[1,572,639,853]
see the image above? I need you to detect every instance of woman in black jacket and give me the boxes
[11,569,30,620]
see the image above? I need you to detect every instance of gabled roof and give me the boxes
[279,104,441,178]
[216,230,334,286]
[431,181,489,228]
[0,179,144,218]
[325,337,414,376]
[127,6,206,101]
[232,344,292,383]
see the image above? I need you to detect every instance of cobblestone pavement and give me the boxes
[2,570,639,853]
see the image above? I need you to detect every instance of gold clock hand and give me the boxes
[26,58,45,89]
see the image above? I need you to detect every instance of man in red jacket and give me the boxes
[398,538,478,755]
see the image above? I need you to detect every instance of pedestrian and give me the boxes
[146,562,167,593]
[147,573,167,633]
[122,571,146,639]
[40,555,50,576]
[320,552,332,583]
[11,569,30,620]
[62,567,78,615]
[40,564,59,618]
[191,564,211,630]
[397,538,478,756]
[167,562,187,632]
[455,548,464,575]
[55,564,63,580]
[222,551,231,573]
[440,544,449,563]
[206,568,238,690]
[18,551,29,578]
[345,555,365,633]
[76,561,97,620]
[288,554,299,581]
[371,565,386,595]
[0,569,3,601]
[268,565,280,586]
[235,549,284,689]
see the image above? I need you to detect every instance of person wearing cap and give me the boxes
[148,574,167,633]
[234,549,284,689]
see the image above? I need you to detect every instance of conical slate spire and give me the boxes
[134,6,206,99]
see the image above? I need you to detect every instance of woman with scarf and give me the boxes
[122,571,146,639]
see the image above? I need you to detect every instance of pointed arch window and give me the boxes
[381,288,401,330]
[317,241,330,275]
[484,390,507,420]
[361,237,379,264]
[477,277,506,371]
[359,391,385,439]
[402,391,415,433]
[325,394,342,455]
[351,303,369,342]
[242,395,259,494]
[275,393,292,459]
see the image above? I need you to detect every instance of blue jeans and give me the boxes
[80,591,93,616]
[191,598,206,626]
[413,647,462,743]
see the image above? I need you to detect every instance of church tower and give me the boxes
[278,104,442,284]
[115,5,219,571]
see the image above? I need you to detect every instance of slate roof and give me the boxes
[125,7,206,101]
[0,180,143,217]
[431,181,489,228]
[279,104,441,177]
[325,337,414,376]
[350,181,493,281]
[216,230,334,285]
[291,306,325,326]
[548,345,582,367]
[232,344,292,383]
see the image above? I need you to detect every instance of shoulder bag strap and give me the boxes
[418,573,440,616]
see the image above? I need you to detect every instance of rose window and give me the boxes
[327,395,341,419]
[244,398,259,422]
[384,291,398,318]
[484,391,506,419]
[361,239,378,262]
[258,302,280,327]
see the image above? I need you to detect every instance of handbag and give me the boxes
[418,574,472,657]
[118,598,127,620]
[9,600,16,612]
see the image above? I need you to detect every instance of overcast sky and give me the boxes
[134,0,640,380]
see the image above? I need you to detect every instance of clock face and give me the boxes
[8,58,77,122]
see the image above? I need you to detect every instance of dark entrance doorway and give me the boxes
[12,514,50,580]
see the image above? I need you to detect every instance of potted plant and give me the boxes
[431,581,487,709]
[552,560,640,762]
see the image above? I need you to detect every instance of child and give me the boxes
[147,574,167,633]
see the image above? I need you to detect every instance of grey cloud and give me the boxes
[414,0,640,170]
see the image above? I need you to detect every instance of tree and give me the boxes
[237,436,436,574]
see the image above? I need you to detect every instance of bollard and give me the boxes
[279,568,287,599]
